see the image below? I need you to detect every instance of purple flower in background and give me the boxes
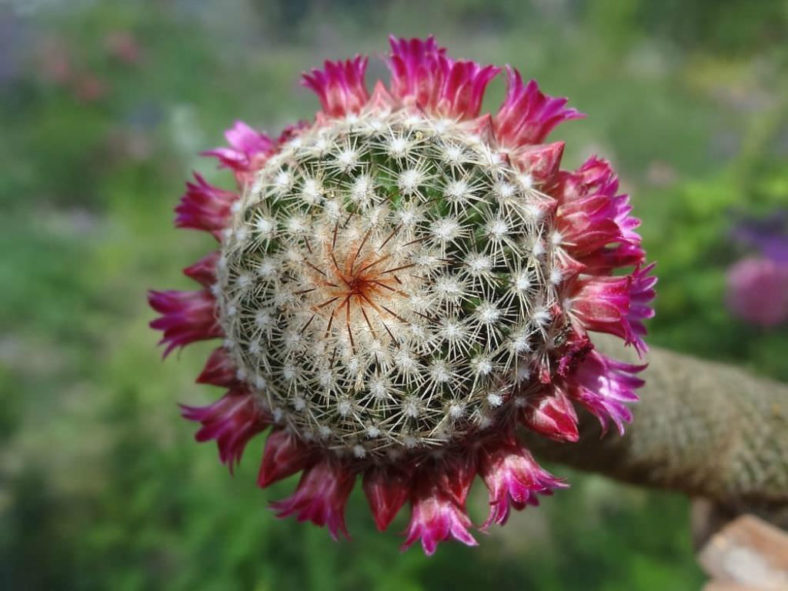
[726,258,788,327]
[732,210,788,264]
[727,212,788,327]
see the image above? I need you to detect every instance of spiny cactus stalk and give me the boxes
[219,111,559,456]
[149,35,655,554]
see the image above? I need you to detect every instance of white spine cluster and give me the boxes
[216,111,566,458]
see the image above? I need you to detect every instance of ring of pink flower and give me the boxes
[149,35,655,554]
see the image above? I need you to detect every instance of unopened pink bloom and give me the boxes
[508,141,565,190]
[257,429,315,488]
[726,257,788,327]
[494,67,584,148]
[302,57,370,118]
[182,251,220,287]
[196,347,238,387]
[520,390,580,443]
[148,289,222,356]
[202,121,274,187]
[271,460,355,540]
[362,466,410,532]
[175,174,238,239]
[387,35,499,120]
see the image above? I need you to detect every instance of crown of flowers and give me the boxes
[150,35,655,554]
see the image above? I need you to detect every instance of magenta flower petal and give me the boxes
[494,66,583,148]
[175,173,238,240]
[183,251,220,287]
[555,156,645,273]
[196,347,238,387]
[363,466,411,532]
[479,440,565,528]
[257,428,315,488]
[520,389,580,443]
[270,459,355,540]
[302,56,370,118]
[566,350,645,434]
[148,289,222,356]
[180,388,271,471]
[202,120,274,187]
[571,263,655,355]
[402,474,477,555]
[387,35,499,120]
[509,141,565,190]
[387,35,446,98]
[626,264,657,353]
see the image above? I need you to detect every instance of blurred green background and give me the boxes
[1,1,786,589]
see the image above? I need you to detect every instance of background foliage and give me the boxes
[1,1,786,589]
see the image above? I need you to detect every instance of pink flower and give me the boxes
[726,257,788,327]
[520,389,580,442]
[302,57,370,118]
[257,428,315,488]
[478,439,565,527]
[494,67,584,148]
[570,263,656,355]
[555,157,644,273]
[387,35,499,120]
[181,389,271,471]
[565,350,645,434]
[271,460,355,541]
[148,289,222,356]
[202,121,274,187]
[149,35,655,553]
[402,457,477,554]
[175,174,238,240]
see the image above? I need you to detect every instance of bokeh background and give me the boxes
[1,1,787,589]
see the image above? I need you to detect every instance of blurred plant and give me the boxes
[726,258,788,327]
[38,37,73,84]
[726,212,788,327]
[732,210,788,264]
[104,30,142,65]
[37,36,108,103]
